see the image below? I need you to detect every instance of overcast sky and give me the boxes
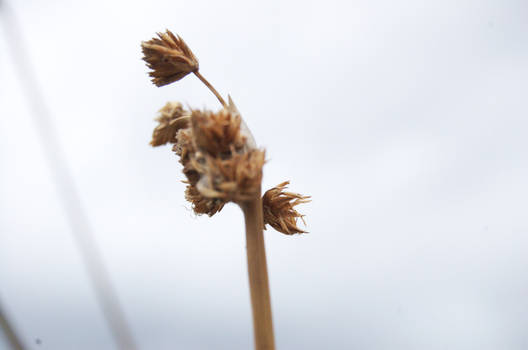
[1,0,528,349]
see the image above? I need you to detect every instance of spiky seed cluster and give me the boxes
[191,109,246,157]
[142,30,199,86]
[193,149,266,202]
[185,185,225,216]
[144,31,309,233]
[151,102,190,146]
[151,99,265,215]
[262,181,311,235]
[150,102,309,230]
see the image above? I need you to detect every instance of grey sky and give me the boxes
[1,0,528,349]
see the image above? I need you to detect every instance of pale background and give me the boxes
[1,0,527,349]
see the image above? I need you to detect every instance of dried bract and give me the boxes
[174,128,200,185]
[185,184,226,216]
[191,109,246,157]
[166,101,264,214]
[195,149,266,202]
[142,30,199,86]
[262,181,310,235]
[151,102,190,146]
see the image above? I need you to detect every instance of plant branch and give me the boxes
[0,304,25,350]
[241,192,276,350]
[0,4,138,350]
[194,71,227,108]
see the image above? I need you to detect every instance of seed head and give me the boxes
[186,100,264,203]
[143,30,310,235]
[190,108,246,158]
[262,181,310,235]
[142,30,199,87]
[151,102,190,146]
[185,184,226,216]
[154,98,264,214]
[193,149,266,202]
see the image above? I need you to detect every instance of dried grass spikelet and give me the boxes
[142,30,199,87]
[167,98,263,214]
[190,108,246,157]
[185,184,226,216]
[151,102,190,146]
[193,149,266,202]
[262,181,311,235]
[179,127,228,216]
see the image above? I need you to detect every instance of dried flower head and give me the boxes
[187,101,263,200]
[143,31,309,234]
[262,181,310,235]
[155,98,264,214]
[190,108,246,157]
[185,184,225,216]
[142,30,199,87]
[151,102,190,146]
[193,149,266,202]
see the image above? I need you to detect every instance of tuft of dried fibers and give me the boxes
[142,30,199,87]
[263,181,310,235]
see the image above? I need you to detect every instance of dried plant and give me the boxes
[142,29,310,350]
[150,102,190,146]
[263,181,311,235]
[142,31,198,86]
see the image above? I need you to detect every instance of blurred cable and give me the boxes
[0,2,138,350]
[0,302,25,350]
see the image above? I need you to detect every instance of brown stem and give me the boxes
[241,192,276,350]
[0,304,25,350]
[193,71,227,108]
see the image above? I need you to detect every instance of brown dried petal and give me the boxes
[262,181,310,235]
[142,30,199,87]
[151,102,190,146]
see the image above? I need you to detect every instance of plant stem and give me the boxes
[193,71,227,108]
[0,6,137,349]
[0,304,25,350]
[241,192,276,350]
